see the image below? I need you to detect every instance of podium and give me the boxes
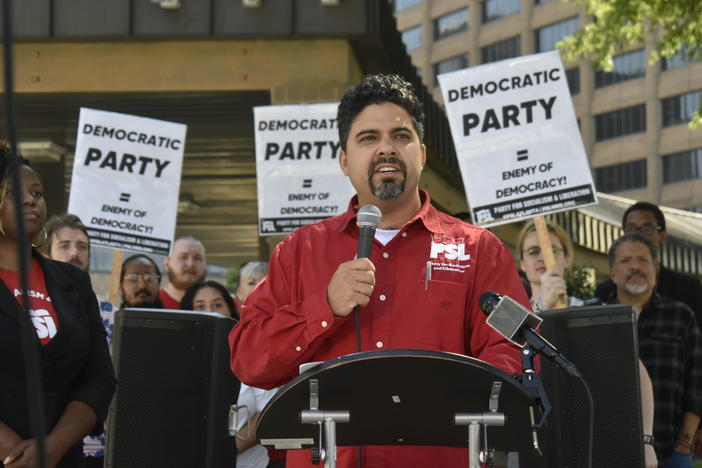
[255,349,542,467]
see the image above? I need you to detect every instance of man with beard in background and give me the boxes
[43,213,91,272]
[160,236,207,309]
[120,254,163,309]
[607,233,702,467]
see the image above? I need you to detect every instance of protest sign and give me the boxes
[254,103,354,236]
[438,51,596,227]
[68,108,186,255]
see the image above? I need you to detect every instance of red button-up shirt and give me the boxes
[229,191,530,468]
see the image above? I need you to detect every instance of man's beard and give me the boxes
[622,271,651,295]
[623,281,651,295]
[368,157,407,200]
[122,295,162,309]
[69,256,88,272]
[168,269,206,289]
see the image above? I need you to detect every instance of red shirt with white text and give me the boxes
[0,259,59,346]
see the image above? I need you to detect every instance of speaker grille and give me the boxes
[107,310,238,468]
[540,306,644,468]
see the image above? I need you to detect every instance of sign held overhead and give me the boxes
[254,103,355,236]
[438,51,596,226]
[68,108,186,255]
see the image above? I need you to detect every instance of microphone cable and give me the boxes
[574,373,594,468]
[2,1,48,467]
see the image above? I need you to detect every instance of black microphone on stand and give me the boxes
[479,290,581,378]
[353,205,381,353]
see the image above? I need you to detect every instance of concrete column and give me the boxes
[467,0,481,65]
[520,0,535,55]
[644,31,662,203]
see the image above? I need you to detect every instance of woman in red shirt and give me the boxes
[0,143,115,468]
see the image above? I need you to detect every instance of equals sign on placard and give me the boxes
[517,149,529,161]
[119,193,131,202]
[302,179,312,189]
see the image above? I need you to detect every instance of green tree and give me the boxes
[225,267,240,292]
[558,0,702,126]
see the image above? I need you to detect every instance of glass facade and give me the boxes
[401,25,422,51]
[663,148,702,184]
[595,160,647,192]
[662,45,702,71]
[536,17,580,52]
[594,49,645,88]
[662,90,702,127]
[434,8,469,41]
[394,0,421,13]
[595,104,646,141]
[565,67,580,95]
[481,36,521,64]
[434,55,469,84]
[482,0,521,23]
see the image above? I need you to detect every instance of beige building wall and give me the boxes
[395,0,702,212]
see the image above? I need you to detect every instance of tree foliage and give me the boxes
[557,0,702,127]
[565,263,595,300]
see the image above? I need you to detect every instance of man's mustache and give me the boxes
[626,271,647,280]
[368,157,407,177]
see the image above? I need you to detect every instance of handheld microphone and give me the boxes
[356,205,382,259]
[479,291,582,378]
[353,205,382,353]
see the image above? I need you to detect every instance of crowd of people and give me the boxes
[0,73,701,468]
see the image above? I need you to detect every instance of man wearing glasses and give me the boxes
[595,201,702,330]
[120,254,164,309]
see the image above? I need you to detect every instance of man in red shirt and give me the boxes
[229,74,530,468]
[159,236,207,309]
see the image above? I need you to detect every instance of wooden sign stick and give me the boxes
[532,215,568,309]
[108,249,124,305]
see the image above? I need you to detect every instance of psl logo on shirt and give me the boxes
[30,309,57,339]
[429,239,471,261]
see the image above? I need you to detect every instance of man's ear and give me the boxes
[339,149,349,176]
[659,229,668,244]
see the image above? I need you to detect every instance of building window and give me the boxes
[401,26,422,52]
[662,90,702,127]
[536,17,580,52]
[434,8,469,41]
[594,49,645,88]
[685,205,702,213]
[565,67,580,95]
[481,36,521,64]
[595,160,647,192]
[535,0,555,3]
[595,104,646,141]
[394,0,421,13]
[482,0,521,23]
[663,148,702,184]
[434,55,469,84]
[662,44,701,71]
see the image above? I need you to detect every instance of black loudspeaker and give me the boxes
[538,304,644,468]
[106,309,240,468]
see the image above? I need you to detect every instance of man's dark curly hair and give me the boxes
[337,74,425,151]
